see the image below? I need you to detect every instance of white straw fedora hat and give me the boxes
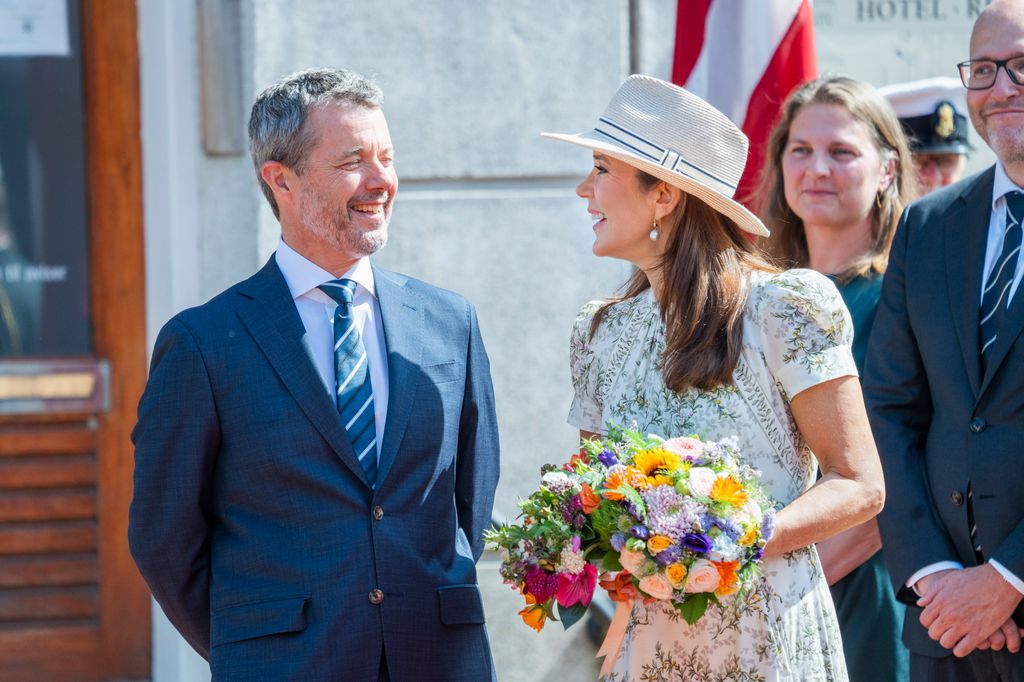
[542,74,769,237]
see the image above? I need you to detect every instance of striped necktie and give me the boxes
[980,190,1024,371]
[319,279,377,486]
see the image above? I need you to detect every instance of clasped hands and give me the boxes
[916,565,1024,657]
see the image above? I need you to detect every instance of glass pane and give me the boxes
[0,1,89,357]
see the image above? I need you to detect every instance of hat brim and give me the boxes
[540,130,770,238]
[911,141,973,155]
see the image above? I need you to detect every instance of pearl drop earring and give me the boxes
[649,220,660,241]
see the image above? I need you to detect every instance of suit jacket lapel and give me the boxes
[235,256,371,487]
[946,168,995,399]
[373,265,423,486]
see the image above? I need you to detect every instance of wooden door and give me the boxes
[0,1,149,680]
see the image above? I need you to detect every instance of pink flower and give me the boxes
[556,563,598,607]
[638,573,674,601]
[684,559,721,593]
[618,548,647,575]
[662,437,704,459]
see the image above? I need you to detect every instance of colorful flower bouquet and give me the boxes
[485,424,776,632]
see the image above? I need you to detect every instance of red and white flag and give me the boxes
[672,0,817,209]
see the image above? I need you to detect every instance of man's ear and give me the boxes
[652,182,683,221]
[260,160,294,206]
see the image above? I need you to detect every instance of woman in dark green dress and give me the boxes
[757,76,918,682]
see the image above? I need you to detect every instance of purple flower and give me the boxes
[752,546,764,561]
[706,515,743,542]
[629,524,650,540]
[643,485,699,539]
[610,532,627,551]
[654,544,682,566]
[524,567,559,602]
[681,533,713,554]
[762,508,776,542]
[597,449,619,467]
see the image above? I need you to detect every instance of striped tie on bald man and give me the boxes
[319,279,377,486]
[980,190,1024,372]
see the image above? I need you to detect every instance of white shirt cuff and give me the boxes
[907,561,964,595]
[989,559,1024,596]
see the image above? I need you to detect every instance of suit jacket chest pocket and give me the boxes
[417,360,462,386]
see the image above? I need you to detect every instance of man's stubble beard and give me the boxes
[301,187,390,259]
[973,106,1024,166]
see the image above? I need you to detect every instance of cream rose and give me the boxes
[687,467,717,497]
[638,572,675,601]
[618,548,647,575]
[684,559,721,593]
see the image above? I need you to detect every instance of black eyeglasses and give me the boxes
[958,56,1024,90]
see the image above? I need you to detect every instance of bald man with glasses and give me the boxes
[865,1,1024,680]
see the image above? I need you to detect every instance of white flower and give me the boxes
[688,467,717,497]
[709,536,742,563]
[541,471,573,494]
[639,573,675,601]
[742,498,763,525]
[557,547,586,575]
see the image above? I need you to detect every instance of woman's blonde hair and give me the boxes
[592,172,778,391]
[757,75,916,279]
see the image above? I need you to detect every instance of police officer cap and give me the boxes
[878,77,972,155]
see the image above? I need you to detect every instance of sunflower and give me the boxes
[633,448,682,483]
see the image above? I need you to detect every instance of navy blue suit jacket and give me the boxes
[129,257,500,681]
[865,167,1024,657]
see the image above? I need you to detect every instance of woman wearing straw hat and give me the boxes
[759,75,916,682]
[545,75,883,680]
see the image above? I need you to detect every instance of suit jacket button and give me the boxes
[369,589,384,605]
[372,505,384,521]
[951,491,964,506]
[970,418,987,433]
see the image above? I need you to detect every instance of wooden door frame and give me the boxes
[81,0,150,676]
[0,1,148,679]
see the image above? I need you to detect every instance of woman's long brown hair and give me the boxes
[592,171,778,391]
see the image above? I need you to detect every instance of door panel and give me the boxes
[0,1,149,680]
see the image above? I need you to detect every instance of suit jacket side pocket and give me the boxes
[211,595,310,647]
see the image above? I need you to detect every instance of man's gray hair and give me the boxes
[248,68,384,218]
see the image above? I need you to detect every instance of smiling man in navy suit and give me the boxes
[129,68,500,681]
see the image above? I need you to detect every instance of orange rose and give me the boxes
[518,605,546,632]
[646,535,673,553]
[579,483,601,514]
[665,563,687,588]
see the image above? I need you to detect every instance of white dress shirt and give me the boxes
[275,238,389,463]
[908,162,1024,596]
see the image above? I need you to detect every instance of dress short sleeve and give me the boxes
[754,269,858,400]
[567,300,604,432]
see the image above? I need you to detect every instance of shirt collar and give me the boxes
[275,238,377,301]
[992,161,1024,210]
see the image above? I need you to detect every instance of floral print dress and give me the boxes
[568,269,856,682]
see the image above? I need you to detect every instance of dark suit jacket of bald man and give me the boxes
[864,166,1024,660]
